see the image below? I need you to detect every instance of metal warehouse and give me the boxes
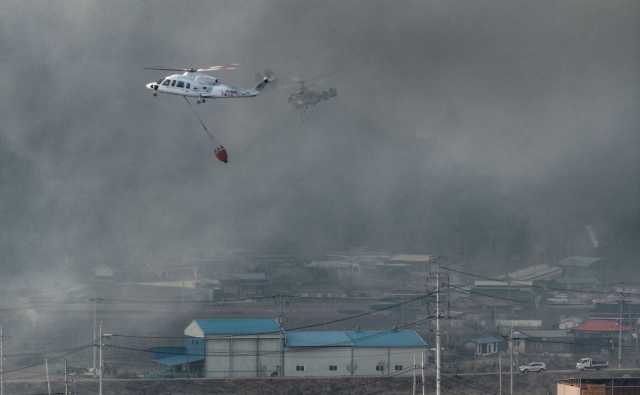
[284,330,428,377]
[153,318,428,378]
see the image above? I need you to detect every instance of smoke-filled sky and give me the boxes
[0,0,638,275]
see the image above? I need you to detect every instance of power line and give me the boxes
[4,346,92,376]
[109,291,436,340]
[0,293,405,312]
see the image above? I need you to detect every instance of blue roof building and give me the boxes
[184,318,281,337]
[286,330,428,348]
[152,318,429,378]
[285,329,428,377]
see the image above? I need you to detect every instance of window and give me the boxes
[162,79,170,86]
[186,83,190,89]
[376,364,384,372]
[394,365,403,371]
[329,365,337,371]
[177,81,184,88]
[171,80,176,87]
[296,365,305,372]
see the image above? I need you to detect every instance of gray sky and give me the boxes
[0,0,638,275]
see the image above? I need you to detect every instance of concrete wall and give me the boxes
[259,337,283,377]
[205,335,282,378]
[206,337,230,378]
[285,347,352,377]
[354,348,423,377]
[557,384,582,395]
[284,347,424,377]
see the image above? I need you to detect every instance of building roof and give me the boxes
[472,335,504,344]
[186,319,281,337]
[307,260,359,269]
[155,354,205,366]
[287,331,351,347]
[506,264,562,281]
[560,275,600,285]
[286,330,428,348]
[558,256,602,268]
[151,346,205,366]
[389,254,434,263]
[218,273,267,282]
[473,280,533,288]
[495,319,543,328]
[575,319,631,332]
[513,330,572,339]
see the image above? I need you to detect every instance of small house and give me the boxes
[471,335,505,357]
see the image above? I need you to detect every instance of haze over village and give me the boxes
[0,1,638,394]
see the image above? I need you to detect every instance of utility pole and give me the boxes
[92,298,97,375]
[510,326,514,395]
[412,353,416,395]
[618,294,624,368]
[436,263,441,395]
[64,359,69,395]
[45,359,51,395]
[1,325,4,395]
[499,352,502,395]
[421,351,425,395]
[98,322,112,395]
[98,321,103,395]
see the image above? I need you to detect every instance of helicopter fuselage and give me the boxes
[145,72,260,99]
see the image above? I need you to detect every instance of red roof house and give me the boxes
[575,319,631,333]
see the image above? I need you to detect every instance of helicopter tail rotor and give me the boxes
[255,70,276,91]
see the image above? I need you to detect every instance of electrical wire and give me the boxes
[3,345,92,376]
[108,291,435,339]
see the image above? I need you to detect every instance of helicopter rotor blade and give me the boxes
[144,67,191,72]
[145,64,239,73]
[196,63,239,72]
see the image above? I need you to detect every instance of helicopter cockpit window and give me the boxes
[162,79,170,86]
[186,83,190,89]
[176,81,185,88]
[171,80,176,87]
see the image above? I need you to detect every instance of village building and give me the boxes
[152,318,428,378]
[557,377,640,395]
[469,335,505,357]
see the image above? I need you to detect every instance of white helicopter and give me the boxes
[145,64,273,163]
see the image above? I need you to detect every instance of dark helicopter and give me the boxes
[287,79,337,111]
[255,70,339,111]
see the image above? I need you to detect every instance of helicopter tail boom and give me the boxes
[254,71,275,92]
[255,77,270,92]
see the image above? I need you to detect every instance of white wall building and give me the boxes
[184,318,283,378]
[165,319,428,378]
[284,330,427,377]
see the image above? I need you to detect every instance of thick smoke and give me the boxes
[0,0,638,279]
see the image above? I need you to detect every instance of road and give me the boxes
[7,368,640,383]
[445,367,640,377]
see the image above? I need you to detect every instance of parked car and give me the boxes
[576,357,608,371]
[519,362,546,374]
